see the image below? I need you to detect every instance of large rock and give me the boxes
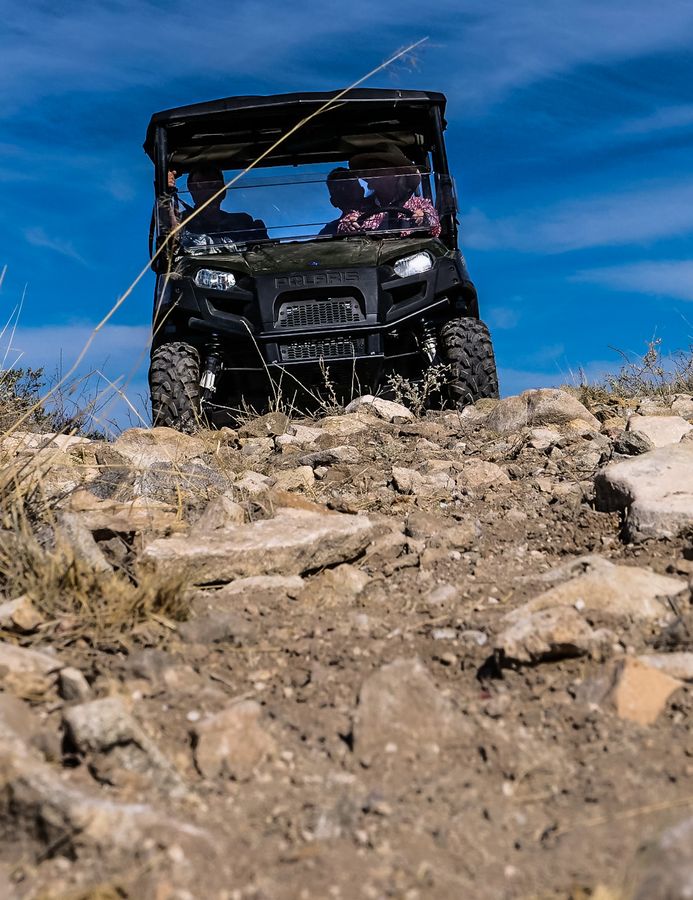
[455,458,510,488]
[484,389,599,434]
[512,558,683,621]
[0,596,43,633]
[0,641,61,697]
[318,414,369,436]
[237,411,289,438]
[345,395,414,422]
[189,495,245,534]
[112,427,209,468]
[0,698,224,888]
[627,414,692,447]
[494,605,613,664]
[671,394,693,419]
[595,443,693,540]
[604,658,683,725]
[391,466,455,498]
[64,490,183,536]
[193,700,276,780]
[495,558,685,663]
[56,511,113,572]
[141,508,375,584]
[63,697,182,792]
[352,657,468,765]
[202,574,305,603]
[275,422,322,448]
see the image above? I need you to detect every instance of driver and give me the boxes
[168,167,268,242]
[337,147,440,238]
[318,167,373,236]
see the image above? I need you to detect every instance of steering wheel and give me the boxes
[374,205,414,222]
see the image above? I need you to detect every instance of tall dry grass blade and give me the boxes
[94,369,148,427]
[2,282,26,370]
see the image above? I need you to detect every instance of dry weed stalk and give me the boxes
[386,363,452,416]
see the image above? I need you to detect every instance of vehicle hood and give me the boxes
[243,237,444,274]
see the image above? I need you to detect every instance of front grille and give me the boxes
[277,297,364,329]
[280,337,367,362]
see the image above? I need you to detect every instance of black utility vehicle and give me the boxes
[144,89,498,430]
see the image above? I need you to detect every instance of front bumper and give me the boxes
[169,253,475,367]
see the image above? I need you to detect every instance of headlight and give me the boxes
[194,268,236,291]
[393,251,434,278]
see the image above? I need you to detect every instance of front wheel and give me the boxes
[440,317,499,408]
[149,341,203,432]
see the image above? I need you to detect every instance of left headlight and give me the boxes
[194,268,236,291]
[393,251,434,278]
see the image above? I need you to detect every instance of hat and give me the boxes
[348,145,416,174]
[349,145,421,198]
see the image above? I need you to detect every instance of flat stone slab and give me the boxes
[627,414,692,448]
[595,443,693,540]
[345,395,414,422]
[112,427,209,468]
[495,558,685,663]
[141,508,375,584]
[484,389,599,434]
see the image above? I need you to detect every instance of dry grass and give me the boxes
[36,885,127,900]
[386,363,452,416]
[0,451,190,648]
[0,528,190,648]
[577,339,693,407]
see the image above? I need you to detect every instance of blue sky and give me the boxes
[2,0,693,429]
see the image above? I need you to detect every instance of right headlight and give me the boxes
[393,251,434,279]
[194,268,236,291]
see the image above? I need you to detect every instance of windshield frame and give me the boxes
[150,103,458,265]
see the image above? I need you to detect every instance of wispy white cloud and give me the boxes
[7,323,151,371]
[464,178,693,253]
[575,260,693,301]
[450,0,693,106]
[23,227,88,265]
[487,304,521,330]
[616,104,693,135]
[3,1,693,117]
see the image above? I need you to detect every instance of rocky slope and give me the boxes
[0,388,692,899]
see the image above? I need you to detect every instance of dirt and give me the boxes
[1,395,692,899]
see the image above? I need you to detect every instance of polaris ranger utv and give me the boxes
[144,89,498,430]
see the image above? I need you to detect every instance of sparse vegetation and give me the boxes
[578,339,693,407]
[386,363,452,416]
[0,438,190,650]
[0,523,190,649]
[0,365,105,437]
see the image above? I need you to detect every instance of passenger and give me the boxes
[168,167,268,243]
[337,148,440,238]
[318,167,372,236]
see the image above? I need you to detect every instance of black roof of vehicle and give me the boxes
[144,89,448,172]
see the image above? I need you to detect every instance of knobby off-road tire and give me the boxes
[149,342,203,433]
[440,317,499,408]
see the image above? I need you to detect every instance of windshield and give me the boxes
[157,160,455,254]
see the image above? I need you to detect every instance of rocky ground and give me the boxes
[0,388,692,899]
